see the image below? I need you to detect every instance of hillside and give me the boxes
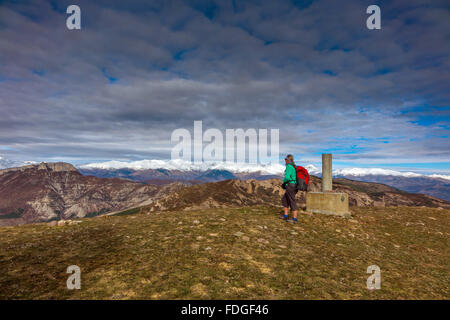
[0,162,186,226]
[144,177,450,212]
[1,163,449,226]
[337,174,450,202]
[0,205,448,299]
[79,165,450,202]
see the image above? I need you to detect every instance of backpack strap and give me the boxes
[286,163,297,183]
[287,162,297,169]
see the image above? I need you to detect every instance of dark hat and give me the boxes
[285,154,294,162]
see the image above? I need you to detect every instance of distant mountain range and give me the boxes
[1,162,449,226]
[78,167,282,184]
[78,160,450,201]
[78,159,450,179]
[335,174,450,202]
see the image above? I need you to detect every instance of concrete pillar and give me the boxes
[322,153,332,192]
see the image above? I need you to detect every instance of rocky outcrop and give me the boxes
[37,162,78,172]
[0,162,77,176]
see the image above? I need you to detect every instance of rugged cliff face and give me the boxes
[0,162,78,175]
[0,162,175,226]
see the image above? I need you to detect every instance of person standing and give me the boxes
[281,154,298,223]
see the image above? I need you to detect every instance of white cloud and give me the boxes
[0,0,448,166]
[0,156,36,169]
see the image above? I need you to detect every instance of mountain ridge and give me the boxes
[0,162,187,226]
[1,162,449,226]
[78,159,450,180]
[79,165,450,201]
[141,176,450,213]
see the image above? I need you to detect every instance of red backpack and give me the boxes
[288,163,309,191]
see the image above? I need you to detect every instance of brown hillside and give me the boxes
[0,163,185,226]
[145,177,450,212]
[1,163,448,226]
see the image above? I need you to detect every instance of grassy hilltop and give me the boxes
[0,206,448,299]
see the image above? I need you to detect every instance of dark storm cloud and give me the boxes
[0,0,448,165]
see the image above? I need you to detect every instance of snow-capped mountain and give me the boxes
[1,157,449,202]
[333,168,450,201]
[80,159,450,180]
[80,159,321,176]
[334,167,450,180]
[79,160,450,201]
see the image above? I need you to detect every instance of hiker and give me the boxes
[281,154,298,223]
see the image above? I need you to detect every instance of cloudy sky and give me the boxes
[0,0,449,173]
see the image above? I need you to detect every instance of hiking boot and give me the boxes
[279,214,289,220]
[287,218,298,224]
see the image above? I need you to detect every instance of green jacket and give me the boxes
[283,163,297,184]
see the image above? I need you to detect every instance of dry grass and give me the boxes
[0,206,448,299]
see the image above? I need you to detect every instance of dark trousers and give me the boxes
[282,184,298,211]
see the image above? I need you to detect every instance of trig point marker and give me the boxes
[321,153,332,192]
[306,153,350,217]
